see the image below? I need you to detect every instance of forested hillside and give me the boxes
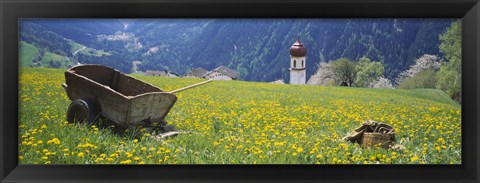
[19,19,455,82]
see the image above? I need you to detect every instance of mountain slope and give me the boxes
[19,19,455,82]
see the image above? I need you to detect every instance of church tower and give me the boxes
[289,39,307,85]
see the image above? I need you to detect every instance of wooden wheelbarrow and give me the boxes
[62,64,212,130]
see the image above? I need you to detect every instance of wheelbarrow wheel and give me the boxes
[66,99,99,124]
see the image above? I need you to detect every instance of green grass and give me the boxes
[19,41,38,67]
[20,41,75,69]
[40,51,74,68]
[19,67,461,164]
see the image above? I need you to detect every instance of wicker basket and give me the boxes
[361,132,391,148]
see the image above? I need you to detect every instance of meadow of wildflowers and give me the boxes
[19,68,461,164]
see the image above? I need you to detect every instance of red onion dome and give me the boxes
[289,39,307,57]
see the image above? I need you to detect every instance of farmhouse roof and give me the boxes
[168,71,179,76]
[185,67,208,78]
[145,69,168,76]
[206,65,238,79]
[145,70,163,75]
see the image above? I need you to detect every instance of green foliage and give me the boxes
[19,41,39,67]
[354,57,384,87]
[236,64,249,80]
[436,20,461,103]
[398,69,438,90]
[49,60,62,68]
[439,21,461,69]
[20,22,72,57]
[436,66,461,102]
[331,58,357,86]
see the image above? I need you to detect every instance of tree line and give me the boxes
[308,20,461,103]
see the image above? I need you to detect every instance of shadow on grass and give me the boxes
[74,115,176,140]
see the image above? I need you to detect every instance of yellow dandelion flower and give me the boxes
[296,148,304,153]
[410,156,420,162]
[47,138,60,145]
[120,160,132,164]
[333,158,338,163]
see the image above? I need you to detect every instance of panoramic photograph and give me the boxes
[18,19,461,164]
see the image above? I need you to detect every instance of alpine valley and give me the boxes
[19,19,455,82]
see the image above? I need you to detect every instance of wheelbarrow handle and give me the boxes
[168,79,213,94]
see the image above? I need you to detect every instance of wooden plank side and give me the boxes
[70,64,115,87]
[127,93,177,125]
[65,72,129,126]
[115,73,162,97]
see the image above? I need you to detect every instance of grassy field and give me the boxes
[40,51,73,67]
[19,41,76,68]
[19,67,461,164]
[19,41,38,67]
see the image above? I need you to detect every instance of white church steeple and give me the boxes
[289,38,307,85]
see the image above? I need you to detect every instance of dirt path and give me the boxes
[73,46,86,55]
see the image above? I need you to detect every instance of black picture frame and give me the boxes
[1,0,479,182]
